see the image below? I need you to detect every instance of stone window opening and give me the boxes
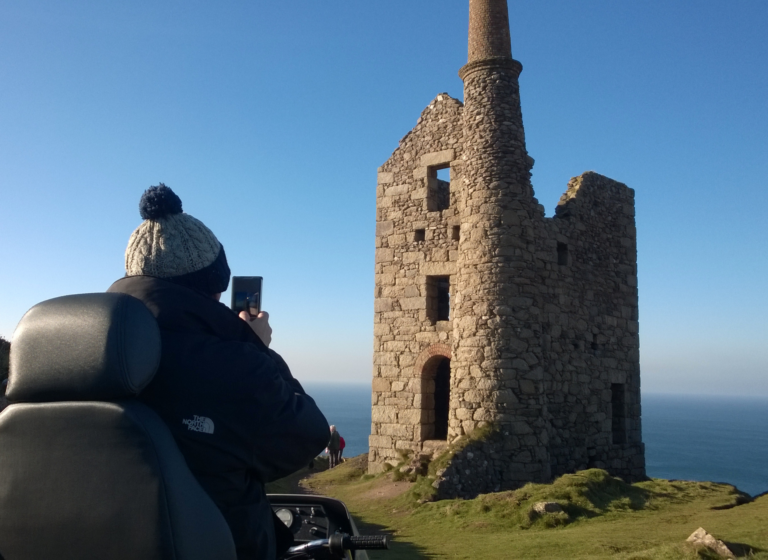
[414,229,426,242]
[426,276,450,323]
[557,242,569,266]
[611,383,627,444]
[451,225,460,241]
[427,164,451,212]
[420,356,451,441]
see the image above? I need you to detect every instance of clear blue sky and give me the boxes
[1,1,766,396]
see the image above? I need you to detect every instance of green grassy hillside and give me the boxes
[295,455,767,560]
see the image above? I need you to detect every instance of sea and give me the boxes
[304,383,768,497]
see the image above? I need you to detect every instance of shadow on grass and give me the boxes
[691,540,764,559]
[578,473,650,512]
[351,517,435,560]
[543,470,651,524]
[723,541,765,558]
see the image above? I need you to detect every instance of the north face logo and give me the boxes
[182,415,215,434]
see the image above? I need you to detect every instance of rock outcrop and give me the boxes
[686,527,735,559]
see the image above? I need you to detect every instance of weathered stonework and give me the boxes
[370,0,645,497]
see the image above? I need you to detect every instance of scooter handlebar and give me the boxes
[329,534,389,552]
[285,533,390,558]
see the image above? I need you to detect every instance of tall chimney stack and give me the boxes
[467,0,512,63]
[450,0,550,484]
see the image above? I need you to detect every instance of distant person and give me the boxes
[339,434,346,461]
[108,184,330,560]
[0,379,8,414]
[0,337,9,414]
[327,425,341,468]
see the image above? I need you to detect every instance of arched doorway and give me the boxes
[416,344,451,441]
[432,357,450,440]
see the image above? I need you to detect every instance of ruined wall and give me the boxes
[370,94,464,470]
[539,172,644,480]
[426,173,645,499]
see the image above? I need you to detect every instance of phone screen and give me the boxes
[231,276,263,316]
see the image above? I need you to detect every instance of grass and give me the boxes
[293,455,768,560]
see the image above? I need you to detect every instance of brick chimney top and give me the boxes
[467,0,512,63]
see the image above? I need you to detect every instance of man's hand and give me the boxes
[239,310,272,347]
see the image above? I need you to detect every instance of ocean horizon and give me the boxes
[304,382,768,497]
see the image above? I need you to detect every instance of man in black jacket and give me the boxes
[109,184,329,560]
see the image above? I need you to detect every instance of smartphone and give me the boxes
[231,276,263,317]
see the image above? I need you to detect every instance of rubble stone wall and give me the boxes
[370,94,464,469]
[447,57,551,488]
[539,172,644,480]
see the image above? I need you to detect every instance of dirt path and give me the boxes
[269,455,411,501]
[266,467,317,495]
[266,458,332,495]
[358,480,412,500]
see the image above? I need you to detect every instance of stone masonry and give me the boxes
[370,0,645,497]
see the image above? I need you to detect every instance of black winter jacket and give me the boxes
[108,276,330,560]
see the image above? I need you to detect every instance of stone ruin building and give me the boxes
[369,0,645,497]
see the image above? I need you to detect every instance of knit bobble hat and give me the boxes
[125,184,231,294]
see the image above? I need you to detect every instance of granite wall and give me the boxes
[369,0,644,495]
